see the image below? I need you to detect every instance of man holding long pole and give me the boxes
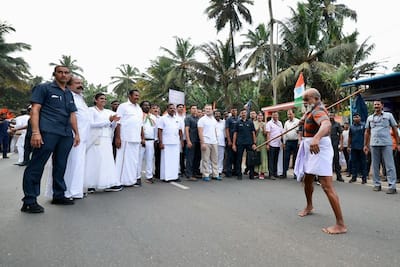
[295,88,347,234]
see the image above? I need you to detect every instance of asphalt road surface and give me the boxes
[1,153,399,267]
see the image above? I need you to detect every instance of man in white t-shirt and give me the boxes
[198,105,220,181]
[115,89,144,187]
[265,112,283,178]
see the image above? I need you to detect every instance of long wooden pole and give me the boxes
[255,88,365,150]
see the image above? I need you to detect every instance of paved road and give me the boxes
[1,153,399,267]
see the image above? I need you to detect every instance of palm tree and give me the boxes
[49,55,84,78]
[139,57,175,106]
[110,64,140,98]
[205,0,254,68]
[198,39,254,107]
[240,23,273,99]
[160,37,200,97]
[0,21,31,84]
[83,83,110,106]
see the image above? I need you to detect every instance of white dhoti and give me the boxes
[217,145,225,174]
[138,140,155,179]
[161,144,180,181]
[85,136,120,189]
[116,141,140,186]
[295,136,333,181]
[16,132,25,163]
[64,141,87,198]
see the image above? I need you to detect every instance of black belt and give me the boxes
[145,138,155,141]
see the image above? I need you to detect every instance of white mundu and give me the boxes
[216,119,226,173]
[115,101,143,186]
[63,92,90,198]
[85,107,120,189]
[158,114,183,181]
[137,113,157,180]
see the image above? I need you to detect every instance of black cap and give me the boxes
[353,112,360,117]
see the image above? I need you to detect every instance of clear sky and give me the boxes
[1,0,399,88]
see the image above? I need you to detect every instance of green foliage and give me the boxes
[110,64,140,99]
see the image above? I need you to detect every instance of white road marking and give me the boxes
[170,182,190,190]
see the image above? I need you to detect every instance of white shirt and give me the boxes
[265,119,283,147]
[283,118,300,143]
[88,107,116,138]
[158,114,183,145]
[72,92,90,142]
[342,129,349,147]
[14,114,30,135]
[176,113,186,140]
[216,119,226,146]
[198,115,218,145]
[116,101,143,142]
[142,113,157,139]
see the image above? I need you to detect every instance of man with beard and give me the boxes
[295,88,346,234]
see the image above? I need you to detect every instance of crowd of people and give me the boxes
[1,65,399,234]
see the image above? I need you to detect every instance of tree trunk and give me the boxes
[268,0,277,105]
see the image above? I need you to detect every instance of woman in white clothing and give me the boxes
[85,93,122,193]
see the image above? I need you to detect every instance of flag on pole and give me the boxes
[351,94,368,123]
[294,72,305,108]
[244,100,252,119]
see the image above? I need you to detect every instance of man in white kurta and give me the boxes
[214,110,226,175]
[115,90,143,187]
[137,101,157,183]
[158,104,183,182]
[63,77,90,198]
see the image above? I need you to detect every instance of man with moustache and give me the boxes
[21,66,80,213]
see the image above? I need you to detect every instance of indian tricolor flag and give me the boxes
[294,72,305,108]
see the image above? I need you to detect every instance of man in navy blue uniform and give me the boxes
[232,108,257,180]
[347,113,367,184]
[225,107,239,177]
[21,66,80,213]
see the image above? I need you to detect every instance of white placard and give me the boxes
[168,89,185,105]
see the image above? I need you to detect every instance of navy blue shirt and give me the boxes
[349,122,365,150]
[31,81,77,137]
[0,119,9,136]
[225,116,238,139]
[330,120,342,146]
[234,119,255,145]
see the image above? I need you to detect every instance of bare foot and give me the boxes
[322,225,347,235]
[298,208,313,217]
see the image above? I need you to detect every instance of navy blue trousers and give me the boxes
[22,132,73,204]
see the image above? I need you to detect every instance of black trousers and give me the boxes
[23,133,32,163]
[332,143,342,178]
[22,132,73,204]
[225,145,238,176]
[268,146,280,177]
[0,134,8,158]
[185,142,201,177]
[283,140,298,175]
[236,144,254,178]
[351,148,367,180]
[180,140,186,174]
[154,141,161,178]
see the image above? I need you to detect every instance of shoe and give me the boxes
[186,176,198,181]
[279,175,287,179]
[346,173,351,177]
[348,178,357,183]
[3,156,9,159]
[268,175,276,180]
[386,188,397,194]
[337,177,344,182]
[104,185,123,192]
[21,202,44,213]
[87,188,96,193]
[203,176,211,181]
[316,181,321,186]
[174,178,182,182]
[373,186,382,192]
[249,175,255,180]
[145,178,154,184]
[259,173,265,180]
[51,197,74,205]
[14,162,24,166]
[361,180,367,184]
[213,176,222,181]
[133,182,142,188]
